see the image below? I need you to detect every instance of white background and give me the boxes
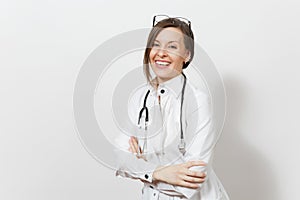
[1,0,300,199]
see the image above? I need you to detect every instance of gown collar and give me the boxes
[147,74,185,99]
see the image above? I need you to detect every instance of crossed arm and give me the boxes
[128,136,206,189]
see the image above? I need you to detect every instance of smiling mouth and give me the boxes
[155,60,171,68]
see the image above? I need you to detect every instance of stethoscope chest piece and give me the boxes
[178,138,186,155]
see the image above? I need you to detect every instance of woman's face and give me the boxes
[149,27,190,83]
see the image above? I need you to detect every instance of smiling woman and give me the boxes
[114,15,230,200]
[143,16,194,87]
[149,27,191,84]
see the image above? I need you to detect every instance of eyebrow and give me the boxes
[154,40,180,44]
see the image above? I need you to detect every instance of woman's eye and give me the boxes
[168,45,177,49]
[153,43,159,47]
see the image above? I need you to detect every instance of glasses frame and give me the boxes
[152,14,191,31]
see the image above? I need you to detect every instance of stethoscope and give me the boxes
[138,72,187,155]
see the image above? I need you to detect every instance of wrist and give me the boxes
[152,166,164,182]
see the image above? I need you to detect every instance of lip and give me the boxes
[155,59,171,63]
[154,63,168,69]
[154,60,171,69]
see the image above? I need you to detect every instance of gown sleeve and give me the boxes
[114,86,158,183]
[155,91,220,199]
[114,135,158,183]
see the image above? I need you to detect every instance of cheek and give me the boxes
[170,55,184,64]
[149,50,155,61]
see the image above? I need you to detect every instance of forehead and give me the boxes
[155,27,184,43]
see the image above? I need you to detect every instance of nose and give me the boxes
[157,48,168,58]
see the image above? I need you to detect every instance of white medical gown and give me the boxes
[114,74,230,200]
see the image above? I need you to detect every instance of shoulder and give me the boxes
[185,80,211,112]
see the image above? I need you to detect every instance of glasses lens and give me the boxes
[153,15,191,28]
[153,15,169,26]
[176,17,191,26]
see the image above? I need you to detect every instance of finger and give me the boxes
[183,175,205,184]
[131,137,138,145]
[186,170,206,178]
[131,137,140,153]
[184,161,206,168]
[128,141,134,153]
[177,180,199,189]
[128,147,132,153]
[129,138,138,153]
[131,136,138,142]
[128,138,135,151]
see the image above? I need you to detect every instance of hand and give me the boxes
[128,136,146,161]
[152,161,206,189]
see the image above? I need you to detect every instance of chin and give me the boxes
[151,64,180,81]
[154,71,178,82]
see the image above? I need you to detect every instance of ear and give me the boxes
[185,50,191,63]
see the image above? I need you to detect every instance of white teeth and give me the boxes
[156,61,170,66]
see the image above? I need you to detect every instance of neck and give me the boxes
[151,73,182,90]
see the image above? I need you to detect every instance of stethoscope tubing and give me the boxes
[138,72,187,155]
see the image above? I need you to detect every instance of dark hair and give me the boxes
[143,17,195,84]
